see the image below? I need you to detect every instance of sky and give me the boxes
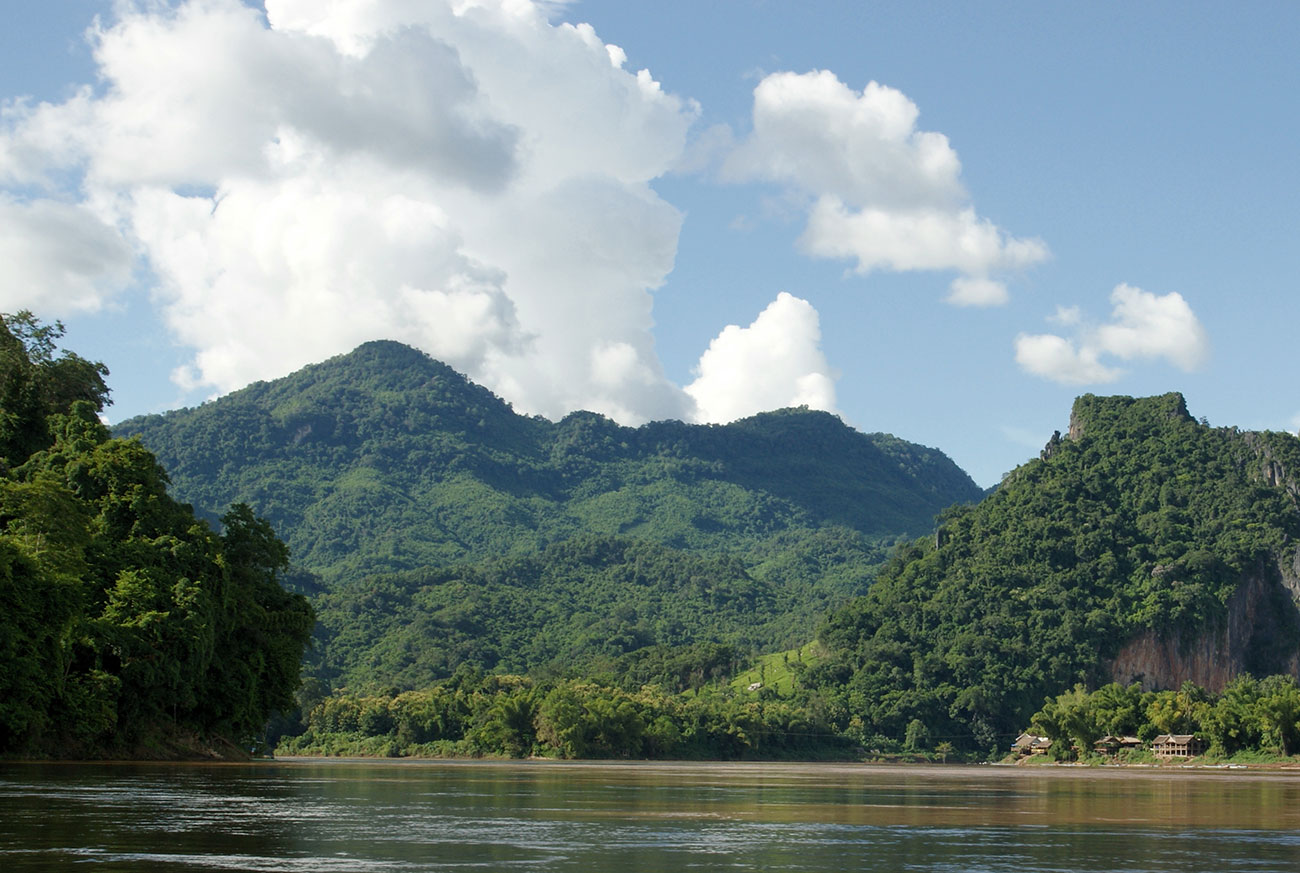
[2,0,1297,487]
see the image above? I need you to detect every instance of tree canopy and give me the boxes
[0,313,313,757]
[801,393,1300,752]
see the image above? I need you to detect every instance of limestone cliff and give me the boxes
[1106,419,1300,691]
[1108,550,1300,691]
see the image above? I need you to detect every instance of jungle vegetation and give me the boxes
[41,329,1300,761]
[802,393,1300,753]
[118,340,982,690]
[0,312,314,758]
[1026,676,1300,761]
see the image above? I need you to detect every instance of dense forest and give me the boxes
[279,669,851,761]
[307,529,885,690]
[801,393,1300,753]
[0,313,314,758]
[118,340,982,586]
[13,316,1300,763]
[118,340,982,689]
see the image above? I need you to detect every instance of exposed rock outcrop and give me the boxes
[1240,430,1300,505]
[1108,550,1300,691]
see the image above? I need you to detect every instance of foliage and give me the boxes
[0,311,109,468]
[115,341,978,586]
[0,313,313,757]
[308,534,879,691]
[805,393,1300,750]
[115,340,981,690]
[278,672,853,761]
[1025,677,1300,759]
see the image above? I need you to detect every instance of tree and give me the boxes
[0,312,109,468]
[1257,676,1300,756]
[204,504,315,742]
[1031,685,1101,760]
[0,314,313,756]
[904,718,930,752]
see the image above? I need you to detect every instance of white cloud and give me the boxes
[1095,283,1208,371]
[725,70,1046,303]
[947,276,1009,307]
[686,292,838,423]
[0,0,707,424]
[0,196,133,315]
[1013,333,1125,385]
[1015,284,1209,385]
[1048,304,1082,326]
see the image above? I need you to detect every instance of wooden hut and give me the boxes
[1093,735,1144,755]
[1151,734,1206,759]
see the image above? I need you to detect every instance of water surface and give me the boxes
[3,759,1299,871]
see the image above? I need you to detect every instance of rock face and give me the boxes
[1108,550,1300,691]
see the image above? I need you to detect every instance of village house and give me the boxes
[1092,735,1144,756]
[1151,734,1207,759]
[1012,733,1052,756]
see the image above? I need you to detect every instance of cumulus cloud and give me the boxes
[1014,284,1209,385]
[1013,333,1125,385]
[0,0,705,423]
[686,292,838,423]
[725,70,1046,304]
[946,276,1009,307]
[0,196,134,315]
[1095,283,1209,372]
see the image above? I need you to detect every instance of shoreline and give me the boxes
[8,750,1300,775]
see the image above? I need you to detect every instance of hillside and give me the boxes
[116,340,977,579]
[802,393,1300,751]
[118,341,982,586]
[116,341,982,689]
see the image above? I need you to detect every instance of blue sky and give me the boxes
[3,1,1297,486]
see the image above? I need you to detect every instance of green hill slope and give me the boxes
[119,341,981,586]
[803,393,1300,751]
[116,341,982,689]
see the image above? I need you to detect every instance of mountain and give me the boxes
[115,341,983,689]
[117,340,982,585]
[805,393,1300,750]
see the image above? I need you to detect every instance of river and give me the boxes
[3,759,1299,871]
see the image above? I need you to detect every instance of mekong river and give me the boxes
[3,759,1299,871]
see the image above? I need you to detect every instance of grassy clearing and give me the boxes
[730,641,828,696]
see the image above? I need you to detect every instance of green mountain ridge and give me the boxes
[116,340,984,690]
[117,340,982,585]
[803,392,1300,750]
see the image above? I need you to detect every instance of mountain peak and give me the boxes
[1068,392,1192,440]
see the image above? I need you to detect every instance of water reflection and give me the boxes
[2,761,1299,871]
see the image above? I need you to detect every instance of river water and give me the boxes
[3,759,1299,871]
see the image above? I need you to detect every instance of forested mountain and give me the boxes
[118,340,982,584]
[803,393,1300,751]
[117,341,982,689]
[0,313,313,758]
[307,530,878,690]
